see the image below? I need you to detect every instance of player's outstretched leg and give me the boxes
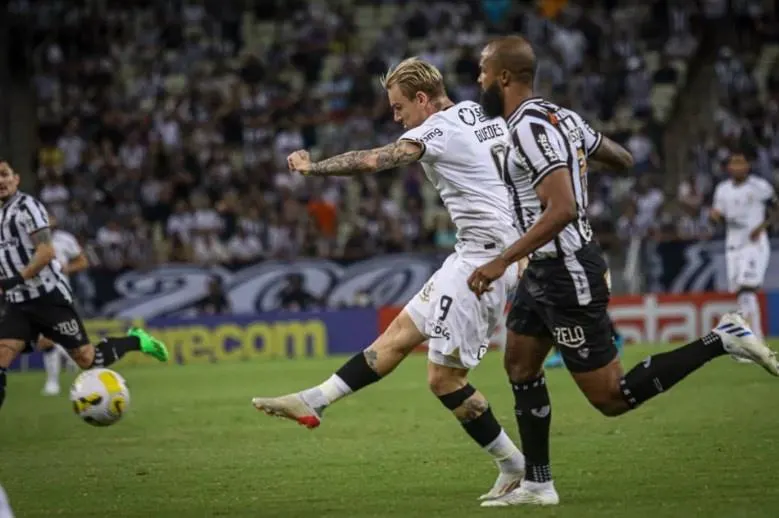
[252,310,426,429]
[614,312,777,411]
[68,327,169,370]
[428,361,525,501]
[570,312,779,421]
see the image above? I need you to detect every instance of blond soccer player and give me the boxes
[252,58,527,501]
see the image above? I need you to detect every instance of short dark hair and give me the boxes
[484,35,536,85]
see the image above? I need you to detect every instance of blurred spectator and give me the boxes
[278,274,319,312]
[197,276,231,315]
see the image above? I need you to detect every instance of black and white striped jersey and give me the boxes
[0,192,72,303]
[503,97,602,257]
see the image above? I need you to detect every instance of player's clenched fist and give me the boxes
[287,150,312,175]
[467,256,509,298]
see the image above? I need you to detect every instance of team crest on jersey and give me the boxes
[419,280,434,302]
[458,107,477,126]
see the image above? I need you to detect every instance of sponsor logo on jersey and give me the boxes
[553,325,586,348]
[458,105,491,126]
[536,133,561,162]
[421,127,444,142]
[430,319,451,340]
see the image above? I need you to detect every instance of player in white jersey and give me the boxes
[38,213,89,395]
[252,57,526,500]
[467,36,779,507]
[711,152,778,342]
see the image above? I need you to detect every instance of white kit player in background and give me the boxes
[710,151,778,349]
[39,212,89,395]
[252,57,528,501]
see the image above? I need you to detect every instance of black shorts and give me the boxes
[0,291,90,351]
[507,243,617,373]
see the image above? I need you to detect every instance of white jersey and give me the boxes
[399,100,517,249]
[52,229,83,287]
[713,175,776,249]
[503,98,601,257]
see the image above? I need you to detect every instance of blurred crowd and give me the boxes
[19,0,776,274]
[611,1,779,249]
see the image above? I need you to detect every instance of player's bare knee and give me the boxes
[375,310,425,356]
[69,345,94,369]
[427,363,468,396]
[504,333,549,382]
[0,340,25,368]
[504,355,543,384]
[586,388,629,417]
[38,336,55,350]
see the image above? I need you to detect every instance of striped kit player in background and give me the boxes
[0,161,169,412]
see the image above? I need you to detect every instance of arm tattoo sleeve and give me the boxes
[30,228,52,247]
[309,142,422,176]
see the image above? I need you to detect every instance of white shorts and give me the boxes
[726,240,770,292]
[404,251,518,370]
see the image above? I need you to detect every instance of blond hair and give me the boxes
[380,57,446,100]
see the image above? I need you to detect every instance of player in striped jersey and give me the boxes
[38,213,89,396]
[467,36,779,507]
[0,161,169,412]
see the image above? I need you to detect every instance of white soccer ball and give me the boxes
[69,368,131,426]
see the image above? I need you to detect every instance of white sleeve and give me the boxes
[511,117,568,187]
[64,233,83,260]
[574,113,603,155]
[758,177,777,204]
[398,119,449,165]
[712,184,727,215]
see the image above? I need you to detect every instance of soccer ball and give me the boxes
[69,368,130,426]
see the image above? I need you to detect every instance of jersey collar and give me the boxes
[506,96,543,126]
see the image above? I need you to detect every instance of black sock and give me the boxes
[334,351,382,392]
[90,336,141,368]
[0,367,6,410]
[512,373,552,483]
[462,406,503,447]
[620,332,725,408]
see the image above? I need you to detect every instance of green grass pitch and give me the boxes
[1,343,777,518]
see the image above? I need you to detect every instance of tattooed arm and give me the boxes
[22,228,56,280]
[287,141,424,177]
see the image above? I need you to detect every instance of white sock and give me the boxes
[737,291,763,339]
[485,429,525,473]
[43,349,61,385]
[299,374,352,412]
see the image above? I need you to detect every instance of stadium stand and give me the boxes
[15,0,774,301]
